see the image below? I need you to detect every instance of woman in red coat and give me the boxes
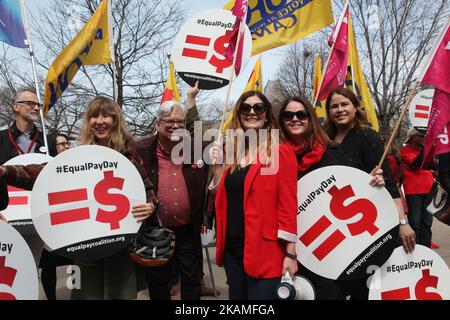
[210,91,298,300]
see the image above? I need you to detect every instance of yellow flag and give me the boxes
[346,13,379,131]
[43,0,113,114]
[313,54,327,123]
[161,59,180,104]
[225,0,334,55]
[223,56,263,131]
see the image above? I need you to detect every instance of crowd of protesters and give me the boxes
[0,85,446,301]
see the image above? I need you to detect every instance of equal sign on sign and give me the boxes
[47,188,90,226]
[299,215,346,261]
[415,105,430,119]
[7,186,28,206]
[182,35,211,60]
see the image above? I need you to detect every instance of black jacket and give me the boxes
[135,134,210,245]
[0,122,47,165]
[297,144,350,180]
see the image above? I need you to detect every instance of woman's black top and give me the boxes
[225,165,250,259]
[338,127,400,198]
[0,176,8,211]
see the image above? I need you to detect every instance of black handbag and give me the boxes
[425,180,450,226]
[129,207,175,267]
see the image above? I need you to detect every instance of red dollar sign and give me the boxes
[0,256,17,300]
[415,269,443,300]
[209,30,233,74]
[0,256,17,288]
[328,185,379,236]
[94,170,130,230]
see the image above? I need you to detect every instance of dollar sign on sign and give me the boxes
[328,185,379,236]
[94,170,130,230]
[209,30,233,74]
[415,269,442,300]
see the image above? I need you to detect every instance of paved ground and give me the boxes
[41,218,450,300]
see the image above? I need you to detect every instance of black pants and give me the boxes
[146,225,202,300]
[406,194,433,247]
[223,250,280,300]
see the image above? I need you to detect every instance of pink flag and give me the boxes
[421,18,450,164]
[224,0,248,76]
[317,3,349,101]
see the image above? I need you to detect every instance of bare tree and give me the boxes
[275,40,327,102]
[350,0,449,135]
[274,0,449,135]
[0,0,187,137]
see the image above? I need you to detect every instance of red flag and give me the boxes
[421,18,450,164]
[224,0,248,76]
[317,3,349,101]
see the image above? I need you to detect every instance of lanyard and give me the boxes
[8,128,40,155]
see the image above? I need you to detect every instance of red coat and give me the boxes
[400,146,434,195]
[215,144,298,279]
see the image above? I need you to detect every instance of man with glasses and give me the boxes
[0,88,47,164]
[136,84,210,300]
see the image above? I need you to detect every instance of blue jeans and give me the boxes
[406,194,433,247]
[223,250,280,300]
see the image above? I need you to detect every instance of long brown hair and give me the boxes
[322,87,368,139]
[225,91,281,172]
[78,96,133,153]
[279,96,330,151]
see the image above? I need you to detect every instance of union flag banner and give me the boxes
[43,0,113,114]
[313,54,327,123]
[225,0,334,55]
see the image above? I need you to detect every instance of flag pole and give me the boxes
[19,0,49,155]
[217,22,244,142]
[377,81,419,168]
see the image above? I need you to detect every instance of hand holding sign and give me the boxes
[31,145,146,261]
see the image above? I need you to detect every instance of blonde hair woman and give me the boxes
[0,96,157,300]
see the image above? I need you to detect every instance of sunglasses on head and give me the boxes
[280,110,310,122]
[239,102,267,115]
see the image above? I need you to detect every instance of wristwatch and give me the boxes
[285,252,297,260]
[399,218,409,226]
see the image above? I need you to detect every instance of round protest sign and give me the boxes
[296,166,399,280]
[30,145,146,261]
[3,153,53,235]
[408,88,434,132]
[171,9,252,90]
[0,221,39,300]
[369,245,450,300]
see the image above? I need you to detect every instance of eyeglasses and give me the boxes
[160,119,186,127]
[280,110,310,122]
[239,102,267,115]
[15,100,43,108]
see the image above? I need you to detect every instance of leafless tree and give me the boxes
[275,40,327,102]
[275,0,449,136]
[0,0,187,137]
